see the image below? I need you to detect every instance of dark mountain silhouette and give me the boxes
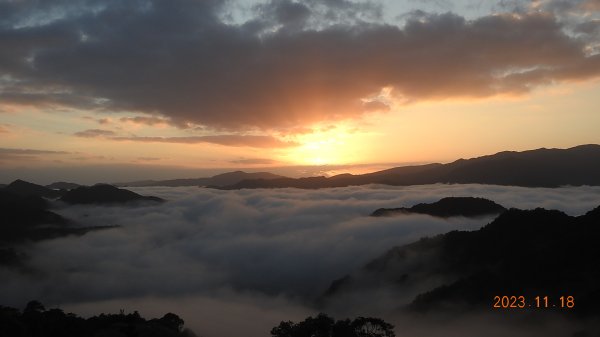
[371,197,506,217]
[60,184,164,205]
[323,205,600,316]
[0,181,156,267]
[0,301,196,337]
[113,179,156,187]
[116,171,286,187]
[0,190,65,229]
[204,171,286,187]
[0,190,113,260]
[45,182,82,190]
[219,145,600,189]
[4,180,63,198]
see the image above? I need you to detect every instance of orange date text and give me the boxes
[492,296,574,309]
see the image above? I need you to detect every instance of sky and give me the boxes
[1,0,600,183]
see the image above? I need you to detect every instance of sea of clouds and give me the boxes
[1,184,599,336]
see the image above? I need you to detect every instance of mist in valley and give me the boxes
[2,184,599,336]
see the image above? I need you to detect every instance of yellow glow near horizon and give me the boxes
[281,124,373,166]
[296,138,341,165]
[277,80,600,167]
[1,80,599,176]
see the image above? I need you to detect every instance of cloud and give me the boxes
[71,155,107,161]
[137,156,162,161]
[74,124,298,148]
[581,0,600,11]
[0,147,70,165]
[229,158,279,165]
[62,293,313,337]
[362,100,391,112]
[112,135,299,148]
[82,116,112,125]
[120,116,172,126]
[74,128,116,138]
[0,1,599,130]
[0,147,69,155]
[1,184,599,335]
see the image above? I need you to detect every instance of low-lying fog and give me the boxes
[2,184,599,336]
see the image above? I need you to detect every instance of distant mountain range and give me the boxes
[115,171,285,187]
[322,202,600,316]
[219,144,600,189]
[3,145,599,189]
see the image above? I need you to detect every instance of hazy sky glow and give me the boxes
[1,0,600,183]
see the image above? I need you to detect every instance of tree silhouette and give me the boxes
[0,301,191,337]
[23,301,45,314]
[271,314,395,337]
[158,313,185,332]
[352,317,395,337]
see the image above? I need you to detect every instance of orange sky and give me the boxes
[1,0,600,183]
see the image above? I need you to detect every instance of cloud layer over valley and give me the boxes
[1,184,599,335]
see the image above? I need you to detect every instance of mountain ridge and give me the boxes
[220,144,600,189]
[5,145,599,189]
[114,171,286,187]
[371,197,507,218]
[4,179,63,198]
[321,203,600,316]
[60,184,164,205]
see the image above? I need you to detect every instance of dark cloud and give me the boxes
[575,19,600,34]
[74,128,116,137]
[73,125,296,148]
[0,1,599,130]
[112,135,298,148]
[254,0,312,33]
[253,0,382,33]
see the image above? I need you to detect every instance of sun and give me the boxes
[299,139,339,165]
[283,125,362,166]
